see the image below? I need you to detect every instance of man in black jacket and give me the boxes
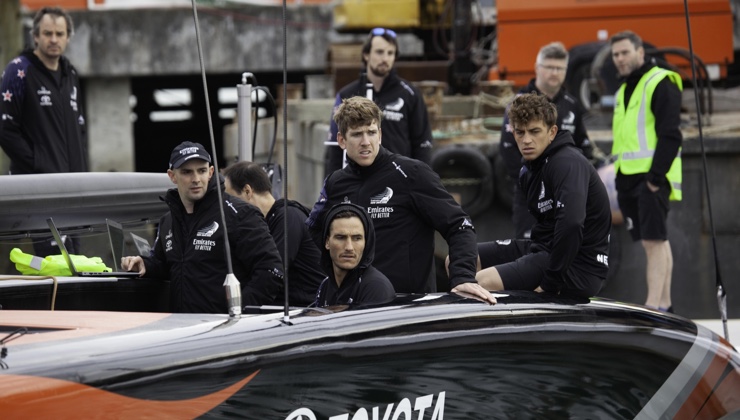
[0,7,87,175]
[324,27,433,176]
[0,7,88,257]
[122,142,284,313]
[223,160,324,307]
[499,42,603,239]
[307,96,495,304]
[314,203,395,307]
[477,93,611,298]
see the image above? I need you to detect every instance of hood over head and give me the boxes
[320,202,376,275]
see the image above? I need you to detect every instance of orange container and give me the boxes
[494,0,734,86]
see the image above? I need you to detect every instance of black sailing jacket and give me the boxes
[308,147,477,293]
[521,131,611,296]
[144,176,284,313]
[0,49,87,174]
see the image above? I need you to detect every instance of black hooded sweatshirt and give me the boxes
[521,131,611,297]
[313,203,395,307]
[324,70,433,176]
[265,198,325,306]
[499,78,593,180]
[307,147,478,294]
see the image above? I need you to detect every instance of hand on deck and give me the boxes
[451,282,497,305]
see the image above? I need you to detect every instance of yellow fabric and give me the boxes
[10,248,112,276]
[613,66,683,201]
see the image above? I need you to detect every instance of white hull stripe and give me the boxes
[636,326,719,419]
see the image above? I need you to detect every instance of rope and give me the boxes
[0,275,59,310]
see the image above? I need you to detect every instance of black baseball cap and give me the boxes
[169,141,212,169]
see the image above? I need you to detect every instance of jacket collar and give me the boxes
[525,130,576,170]
[346,146,391,176]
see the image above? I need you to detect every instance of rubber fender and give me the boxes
[430,145,494,217]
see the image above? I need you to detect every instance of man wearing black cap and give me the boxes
[122,141,284,313]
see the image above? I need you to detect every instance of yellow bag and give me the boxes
[9,248,112,276]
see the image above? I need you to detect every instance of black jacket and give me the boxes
[144,176,284,313]
[521,131,611,297]
[615,60,683,190]
[325,70,433,175]
[0,49,88,174]
[314,203,395,307]
[499,79,592,180]
[307,147,478,293]
[266,198,325,306]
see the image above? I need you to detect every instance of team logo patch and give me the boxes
[385,98,404,111]
[370,187,393,204]
[197,221,219,237]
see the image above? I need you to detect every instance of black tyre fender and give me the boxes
[430,145,494,218]
[492,151,514,210]
[565,41,607,110]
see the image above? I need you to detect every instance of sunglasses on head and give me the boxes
[371,27,397,38]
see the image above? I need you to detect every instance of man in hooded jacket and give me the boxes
[314,203,395,307]
[476,93,611,298]
[121,141,284,313]
[498,42,600,240]
[223,160,324,307]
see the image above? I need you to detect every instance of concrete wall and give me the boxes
[86,77,135,171]
[597,137,740,320]
[66,6,333,77]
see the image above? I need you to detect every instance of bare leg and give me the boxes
[476,266,505,291]
[659,241,673,309]
[642,239,673,309]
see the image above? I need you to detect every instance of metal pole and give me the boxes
[237,72,254,162]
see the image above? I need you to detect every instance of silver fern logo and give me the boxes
[197,221,219,237]
[370,187,394,204]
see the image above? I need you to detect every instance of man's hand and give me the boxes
[534,286,544,293]
[451,282,496,305]
[121,256,146,276]
[646,180,659,192]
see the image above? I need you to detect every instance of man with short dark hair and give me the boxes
[122,142,284,313]
[308,96,495,304]
[324,27,433,176]
[610,30,683,312]
[476,93,611,298]
[314,203,395,307]
[0,6,87,175]
[223,161,324,306]
[0,7,88,257]
[499,41,600,239]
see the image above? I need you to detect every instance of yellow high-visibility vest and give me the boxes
[9,248,111,276]
[613,66,683,201]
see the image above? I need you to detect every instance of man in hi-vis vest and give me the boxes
[610,30,683,313]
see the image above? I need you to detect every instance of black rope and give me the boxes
[682,0,728,340]
[281,0,290,322]
[190,0,233,273]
